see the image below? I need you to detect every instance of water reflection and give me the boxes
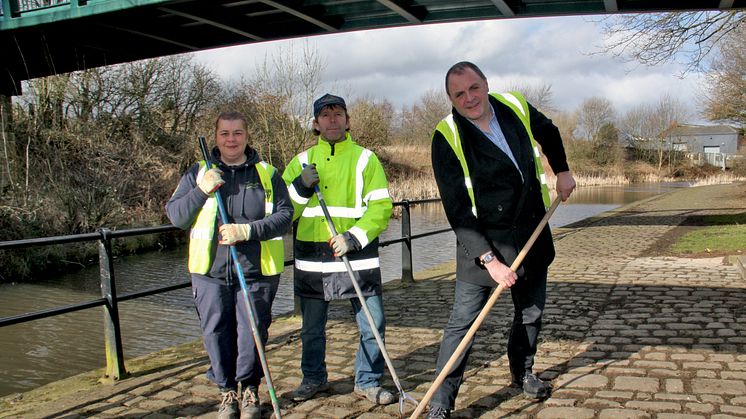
[0,183,683,396]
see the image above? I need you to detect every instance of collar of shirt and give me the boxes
[466,103,523,180]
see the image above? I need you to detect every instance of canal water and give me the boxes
[0,183,683,397]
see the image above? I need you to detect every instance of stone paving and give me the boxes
[2,183,745,419]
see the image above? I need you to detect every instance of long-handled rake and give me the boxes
[311,180,418,417]
[199,137,282,418]
[409,196,561,418]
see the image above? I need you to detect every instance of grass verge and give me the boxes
[671,213,746,256]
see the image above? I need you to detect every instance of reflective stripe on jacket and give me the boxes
[282,134,392,300]
[188,160,284,276]
[435,91,551,214]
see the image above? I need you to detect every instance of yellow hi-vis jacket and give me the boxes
[188,160,285,276]
[435,91,551,215]
[282,134,392,300]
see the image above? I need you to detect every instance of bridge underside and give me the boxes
[1,0,744,95]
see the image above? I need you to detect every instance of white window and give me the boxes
[703,146,720,154]
[673,143,687,151]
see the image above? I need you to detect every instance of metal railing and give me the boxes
[0,197,450,380]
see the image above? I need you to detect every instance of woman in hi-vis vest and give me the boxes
[166,112,292,419]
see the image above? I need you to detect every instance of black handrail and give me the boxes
[0,197,450,379]
[0,225,180,250]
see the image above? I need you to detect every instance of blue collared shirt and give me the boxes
[470,107,523,180]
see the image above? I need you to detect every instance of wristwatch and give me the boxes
[480,252,496,266]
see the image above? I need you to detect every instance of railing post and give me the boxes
[98,228,127,380]
[401,200,414,285]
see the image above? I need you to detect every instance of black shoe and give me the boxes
[289,381,330,402]
[426,406,451,419]
[520,373,551,399]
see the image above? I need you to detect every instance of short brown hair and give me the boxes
[445,61,487,96]
[215,111,248,132]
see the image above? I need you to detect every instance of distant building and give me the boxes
[661,124,741,155]
[659,123,744,169]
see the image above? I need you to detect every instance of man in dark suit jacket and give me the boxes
[425,61,576,419]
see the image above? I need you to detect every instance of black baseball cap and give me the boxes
[313,94,346,118]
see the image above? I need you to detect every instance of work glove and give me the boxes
[328,232,361,257]
[219,223,251,245]
[300,163,320,188]
[198,168,225,195]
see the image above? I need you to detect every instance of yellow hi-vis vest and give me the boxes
[434,91,551,216]
[188,160,285,276]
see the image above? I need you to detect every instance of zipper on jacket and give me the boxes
[330,143,335,156]
[229,168,236,219]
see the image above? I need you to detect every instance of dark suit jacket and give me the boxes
[432,94,570,287]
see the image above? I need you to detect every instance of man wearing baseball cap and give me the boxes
[282,94,394,405]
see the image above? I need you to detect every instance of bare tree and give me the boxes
[598,11,746,73]
[348,97,394,152]
[397,89,451,146]
[245,41,325,167]
[703,26,746,126]
[0,95,14,192]
[503,82,557,114]
[619,94,690,140]
[575,97,615,142]
[550,110,578,143]
[619,94,690,171]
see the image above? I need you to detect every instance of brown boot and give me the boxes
[240,386,261,419]
[218,390,239,419]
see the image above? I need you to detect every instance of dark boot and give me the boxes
[516,373,551,399]
[426,405,451,418]
[240,385,260,419]
[218,390,240,419]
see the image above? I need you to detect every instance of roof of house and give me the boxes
[664,124,740,137]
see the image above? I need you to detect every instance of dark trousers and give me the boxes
[430,270,547,410]
[192,274,279,390]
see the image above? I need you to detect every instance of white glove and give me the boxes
[219,224,251,245]
[198,168,224,195]
[328,234,351,257]
[329,232,362,257]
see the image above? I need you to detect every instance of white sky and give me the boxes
[192,15,704,122]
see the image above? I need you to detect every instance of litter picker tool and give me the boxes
[410,196,561,418]
[199,137,282,419]
[307,165,418,417]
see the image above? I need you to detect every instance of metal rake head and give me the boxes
[398,391,419,418]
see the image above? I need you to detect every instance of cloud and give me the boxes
[192,15,704,121]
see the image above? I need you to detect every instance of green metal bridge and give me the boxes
[1,0,744,95]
